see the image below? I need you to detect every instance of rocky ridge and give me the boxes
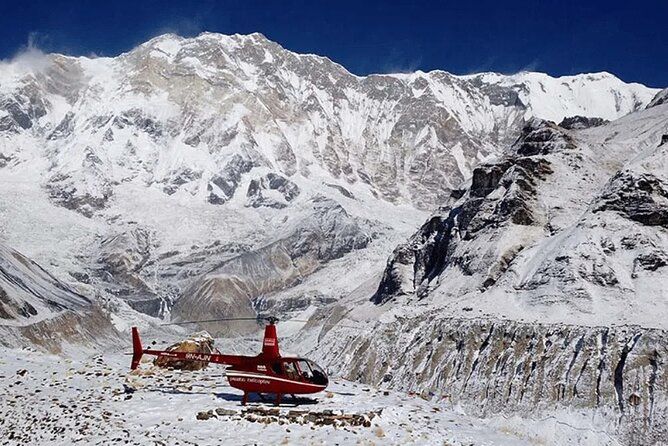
[303,102,668,444]
[0,242,118,351]
[311,314,667,445]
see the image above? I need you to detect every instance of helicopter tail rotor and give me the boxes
[130,327,143,370]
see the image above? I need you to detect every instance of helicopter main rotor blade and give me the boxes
[285,319,366,330]
[161,315,362,329]
[161,317,261,326]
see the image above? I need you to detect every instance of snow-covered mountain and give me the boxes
[0,33,655,213]
[0,32,658,324]
[0,31,666,444]
[368,105,668,328]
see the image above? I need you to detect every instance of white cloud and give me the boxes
[0,33,52,78]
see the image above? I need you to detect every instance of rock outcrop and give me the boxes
[372,120,564,304]
[595,172,668,228]
[559,115,609,130]
[246,173,300,209]
[647,88,668,108]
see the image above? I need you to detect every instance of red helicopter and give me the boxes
[130,316,329,405]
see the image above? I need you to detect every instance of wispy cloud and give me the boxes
[0,32,52,75]
[462,57,542,76]
[380,56,424,75]
[152,16,206,38]
[463,56,499,75]
[516,59,541,73]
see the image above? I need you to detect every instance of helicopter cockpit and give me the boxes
[271,358,328,386]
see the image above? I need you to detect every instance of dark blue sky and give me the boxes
[1,0,665,87]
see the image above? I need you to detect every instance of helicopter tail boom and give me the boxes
[131,326,143,370]
[129,326,256,370]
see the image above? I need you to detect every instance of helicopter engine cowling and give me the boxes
[262,323,280,358]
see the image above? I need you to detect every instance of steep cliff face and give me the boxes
[371,119,567,303]
[309,314,667,445]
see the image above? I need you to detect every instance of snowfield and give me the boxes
[0,345,622,446]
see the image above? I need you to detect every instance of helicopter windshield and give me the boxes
[304,359,328,386]
[271,359,328,386]
[297,360,313,379]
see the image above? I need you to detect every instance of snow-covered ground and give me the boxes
[0,346,621,446]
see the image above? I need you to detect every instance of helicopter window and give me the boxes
[307,360,325,375]
[283,361,298,379]
[271,362,283,375]
[297,360,313,380]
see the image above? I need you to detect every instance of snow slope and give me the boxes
[0,242,120,352]
[0,346,624,446]
[0,242,90,325]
